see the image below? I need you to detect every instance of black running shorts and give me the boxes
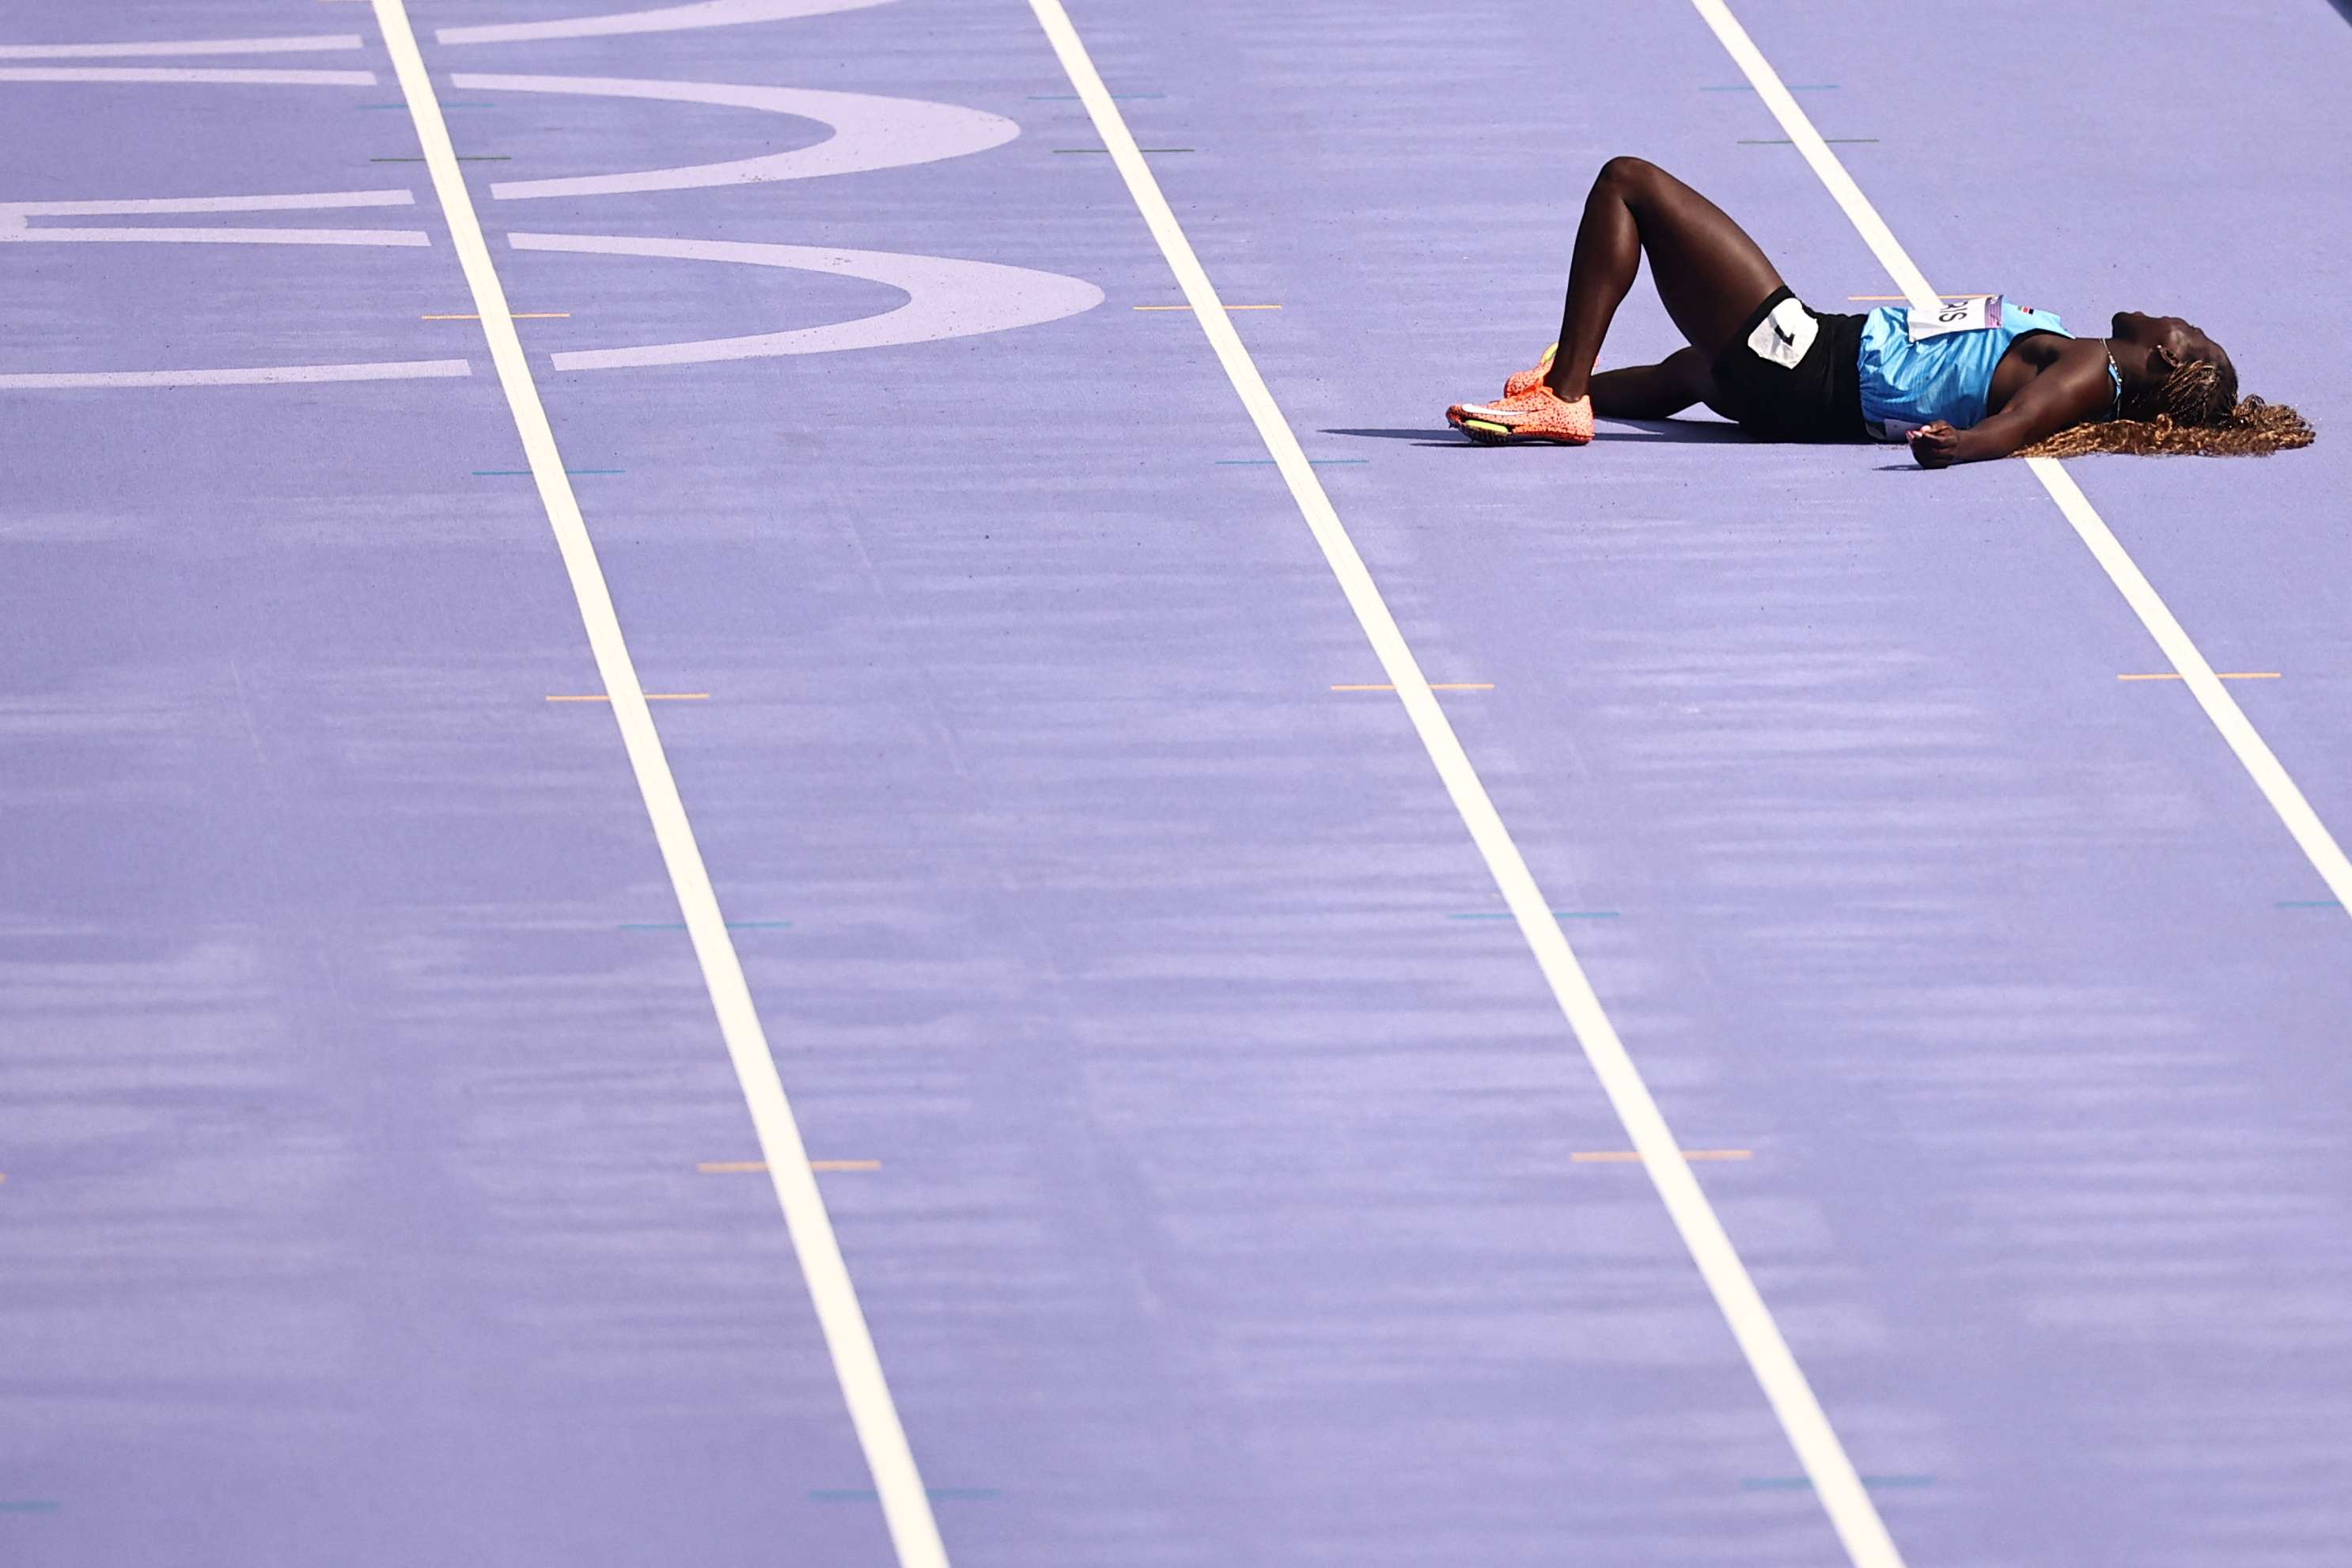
[1708,286,1866,443]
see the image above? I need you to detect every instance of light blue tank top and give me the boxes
[1855,301,2072,437]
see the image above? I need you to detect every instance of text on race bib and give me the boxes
[1907,294,2004,343]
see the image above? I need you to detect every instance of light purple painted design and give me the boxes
[507,232,1103,368]
[0,191,415,233]
[0,191,413,222]
[435,0,892,47]
[0,66,376,86]
[0,227,428,246]
[0,359,471,389]
[0,35,363,59]
[452,74,1018,201]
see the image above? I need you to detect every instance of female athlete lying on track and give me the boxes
[1447,157,2310,464]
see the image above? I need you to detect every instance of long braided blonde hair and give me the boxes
[2021,356,2312,457]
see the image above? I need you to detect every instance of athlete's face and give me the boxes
[2112,310,2232,381]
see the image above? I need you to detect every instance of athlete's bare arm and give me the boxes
[1907,344,2113,468]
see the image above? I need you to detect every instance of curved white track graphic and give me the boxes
[436,0,892,46]
[0,189,416,232]
[0,35,362,59]
[0,360,470,390]
[0,66,377,87]
[0,6,1100,392]
[509,233,1102,367]
[0,188,424,245]
[456,74,1018,199]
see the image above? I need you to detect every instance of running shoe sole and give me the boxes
[1449,411,1587,446]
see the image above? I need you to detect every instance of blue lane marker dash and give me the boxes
[2278,899,2342,908]
[0,1502,62,1514]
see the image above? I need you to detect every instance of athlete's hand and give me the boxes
[1907,421,1961,468]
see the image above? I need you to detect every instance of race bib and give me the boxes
[1747,296,1818,368]
[1907,294,2003,343]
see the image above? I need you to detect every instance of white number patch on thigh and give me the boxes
[1748,297,1818,368]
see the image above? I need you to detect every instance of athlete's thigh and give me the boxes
[1632,165,1786,359]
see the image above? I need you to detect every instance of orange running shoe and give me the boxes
[1447,384,1595,446]
[1503,341,1559,399]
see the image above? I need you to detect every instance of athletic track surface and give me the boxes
[4,2,2350,1565]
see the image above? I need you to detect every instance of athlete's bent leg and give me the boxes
[1544,157,1787,401]
[1589,347,1714,420]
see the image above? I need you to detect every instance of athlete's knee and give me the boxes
[1596,155,1661,195]
[1665,344,1711,386]
[1665,344,1716,403]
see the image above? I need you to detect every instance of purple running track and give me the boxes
[2,1,2350,1565]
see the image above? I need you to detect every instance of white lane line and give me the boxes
[1023,6,1903,1568]
[2033,463,2352,905]
[368,6,950,1567]
[1689,0,2352,923]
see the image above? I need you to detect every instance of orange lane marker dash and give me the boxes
[697,1160,881,1173]
[545,692,710,702]
[2116,672,2280,681]
[1331,682,1493,691]
[1572,1149,1753,1163]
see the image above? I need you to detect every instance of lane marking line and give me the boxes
[1054,146,1191,153]
[369,6,947,1566]
[1450,910,1619,920]
[475,467,622,475]
[701,1160,882,1173]
[1744,1475,1934,1492]
[1134,303,1280,310]
[1574,1149,1754,1163]
[1026,4,1893,1562]
[2117,672,2279,681]
[1741,136,1877,144]
[1221,458,1365,465]
[1847,294,1989,302]
[623,919,793,930]
[545,692,709,701]
[370,154,509,161]
[1332,682,1493,691]
[427,311,570,319]
[1691,0,2352,931]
